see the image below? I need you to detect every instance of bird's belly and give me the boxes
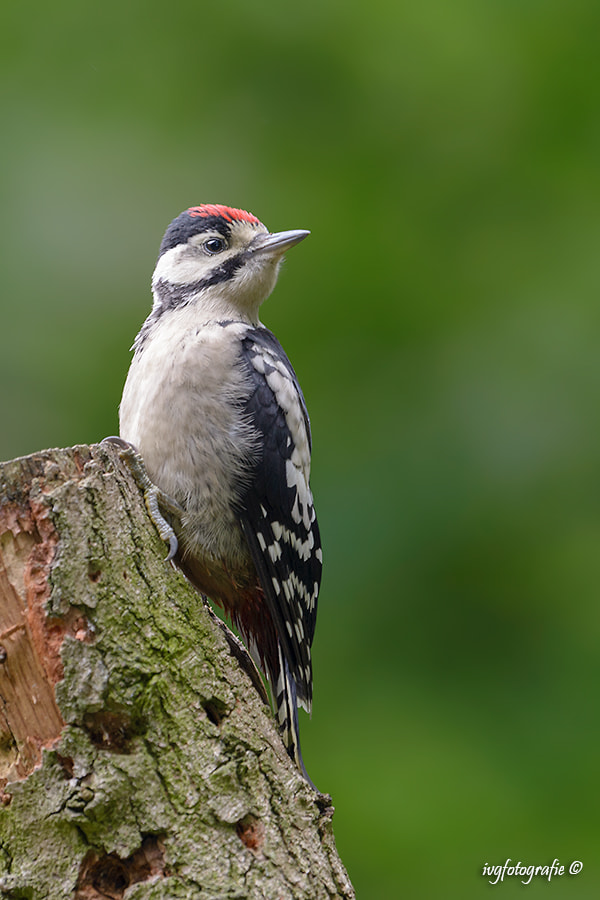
[119,322,258,566]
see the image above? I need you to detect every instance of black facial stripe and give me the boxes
[158,250,247,299]
[195,251,248,289]
[136,251,247,338]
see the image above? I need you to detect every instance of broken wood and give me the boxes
[0,443,354,899]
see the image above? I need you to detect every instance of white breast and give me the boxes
[119,311,258,564]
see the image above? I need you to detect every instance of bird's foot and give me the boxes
[101,436,182,561]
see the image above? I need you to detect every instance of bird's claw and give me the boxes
[101,435,134,453]
[101,436,181,561]
[144,483,180,561]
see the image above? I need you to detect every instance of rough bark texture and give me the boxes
[0,444,354,900]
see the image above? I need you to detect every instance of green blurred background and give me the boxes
[2,0,600,895]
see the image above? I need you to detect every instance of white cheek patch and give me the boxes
[152,244,221,286]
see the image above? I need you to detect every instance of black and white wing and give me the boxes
[237,327,322,713]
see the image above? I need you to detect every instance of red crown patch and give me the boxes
[187,204,262,226]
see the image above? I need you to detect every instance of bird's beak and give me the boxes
[249,229,310,257]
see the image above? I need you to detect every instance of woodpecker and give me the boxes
[119,204,321,785]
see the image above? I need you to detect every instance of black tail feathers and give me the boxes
[272,644,318,791]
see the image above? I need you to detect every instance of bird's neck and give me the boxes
[151,278,262,327]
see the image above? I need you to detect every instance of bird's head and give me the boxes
[151,204,309,324]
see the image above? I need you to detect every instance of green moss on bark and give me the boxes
[0,445,354,899]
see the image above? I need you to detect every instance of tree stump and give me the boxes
[0,444,354,899]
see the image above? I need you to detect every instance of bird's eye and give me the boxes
[204,237,226,254]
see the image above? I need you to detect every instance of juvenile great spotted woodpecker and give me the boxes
[118,205,321,785]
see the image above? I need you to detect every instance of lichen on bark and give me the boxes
[0,444,354,900]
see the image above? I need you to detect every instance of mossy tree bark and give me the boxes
[0,444,354,900]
